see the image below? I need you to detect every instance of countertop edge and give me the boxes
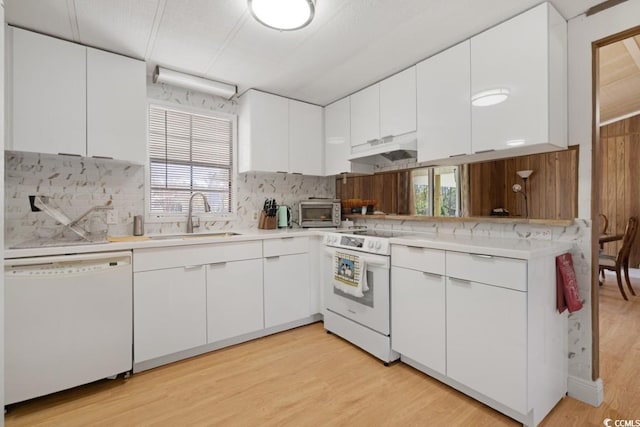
[345,214,575,227]
[388,236,574,260]
[4,229,325,259]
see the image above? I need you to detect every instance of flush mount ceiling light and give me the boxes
[471,88,510,107]
[248,0,316,31]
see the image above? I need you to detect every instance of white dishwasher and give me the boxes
[4,251,133,405]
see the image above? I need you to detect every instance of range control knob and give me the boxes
[375,241,382,250]
[367,241,374,249]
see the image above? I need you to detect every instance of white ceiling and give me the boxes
[6,0,604,106]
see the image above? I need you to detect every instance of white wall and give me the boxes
[1,1,6,422]
[566,0,640,401]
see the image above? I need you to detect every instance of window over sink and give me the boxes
[147,103,236,220]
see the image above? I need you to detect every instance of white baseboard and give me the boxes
[567,376,603,407]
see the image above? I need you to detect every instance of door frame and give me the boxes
[591,24,640,381]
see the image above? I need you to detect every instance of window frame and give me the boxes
[145,99,238,223]
[411,166,461,217]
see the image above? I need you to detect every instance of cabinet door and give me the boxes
[417,41,471,162]
[133,266,207,363]
[391,266,445,375]
[207,259,264,343]
[350,84,380,147]
[471,4,548,153]
[446,277,527,413]
[87,48,147,163]
[324,98,373,176]
[10,27,86,155]
[238,90,289,173]
[380,66,416,138]
[289,100,323,175]
[264,253,310,328]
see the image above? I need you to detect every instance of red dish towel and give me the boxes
[556,253,583,313]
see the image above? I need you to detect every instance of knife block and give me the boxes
[258,211,277,230]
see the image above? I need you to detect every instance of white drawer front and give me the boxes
[134,241,262,272]
[263,236,310,257]
[446,251,527,291]
[391,245,445,275]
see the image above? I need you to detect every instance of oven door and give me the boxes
[324,247,390,335]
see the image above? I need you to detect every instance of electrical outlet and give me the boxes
[106,209,118,225]
[252,211,259,221]
[530,228,552,240]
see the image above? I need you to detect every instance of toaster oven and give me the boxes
[299,200,341,228]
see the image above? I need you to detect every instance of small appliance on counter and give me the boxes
[277,205,292,228]
[299,199,341,228]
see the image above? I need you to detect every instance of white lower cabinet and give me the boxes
[446,277,527,414]
[391,266,446,375]
[134,266,207,363]
[390,242,568,426]
[264,253,310,328]
[207,258,264,343]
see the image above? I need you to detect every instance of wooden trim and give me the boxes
[586,0,628,17]
[591,23,640,383]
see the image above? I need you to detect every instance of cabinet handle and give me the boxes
[291,172,303,175]
[276,171,288,174]
[58,152,82,157]
[366,139,378,144]
[265,256,280,260]
[91,155,114,160]
[406,246,424,251]
[449,277,471,285]
[471,253,493,259]
[448,153,467,158]
[422,271,442,279]
[474,149,496,154]
[209,262,227,267]
[183,265,202,270]
[280,237,295,240]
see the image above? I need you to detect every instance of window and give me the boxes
[148,104,235,218]
[411,166,460,217]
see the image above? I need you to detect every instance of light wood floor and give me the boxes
[6,273,640,426]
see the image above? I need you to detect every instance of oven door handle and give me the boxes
[323,248,388,267]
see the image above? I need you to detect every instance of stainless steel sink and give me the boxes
[149,232,241,241]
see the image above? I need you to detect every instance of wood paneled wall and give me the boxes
[335,171,411,215]
[468,146,578,219]
[599,114,640,266]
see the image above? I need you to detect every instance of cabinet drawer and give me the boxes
[134,241,262,272]
[391,245,445,275]
[263,236,309,257]
[446,251,527,291]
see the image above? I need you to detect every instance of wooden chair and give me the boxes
[599,216,638,300]
[599,214,609,281]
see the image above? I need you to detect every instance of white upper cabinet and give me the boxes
[289,99,323,175]
[470,2,566,155]
[324,98,373,176]
[239,89,323,175]
[417,41,471,162]
[380,66,416,138]
[86,48,147,163]
[8,27,147,163]
[350,84,380,148]
[9,27,86,156]
[239,90,289,173]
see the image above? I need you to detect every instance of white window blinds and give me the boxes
[148,104,233,215]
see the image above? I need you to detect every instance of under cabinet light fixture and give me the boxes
[248,0,316,31]
[471,88,510,107]
[153,66,237,100]
[506,139,525,146]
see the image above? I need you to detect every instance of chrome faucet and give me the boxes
[186,192,211,233]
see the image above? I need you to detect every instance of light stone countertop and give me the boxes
[4,228,325,259]
[389,233,574,260]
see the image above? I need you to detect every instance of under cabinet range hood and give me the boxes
[348,132,417,165]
